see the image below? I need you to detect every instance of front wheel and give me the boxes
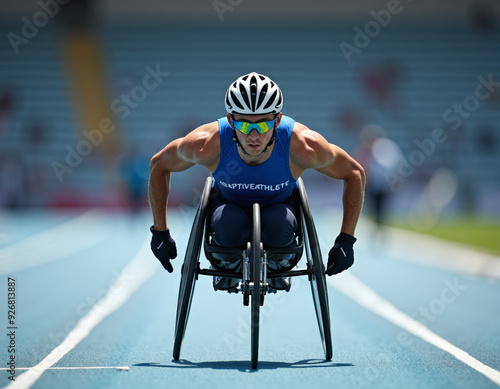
[250,203,261,370]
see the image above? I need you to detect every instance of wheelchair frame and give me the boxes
[172,177,332,369]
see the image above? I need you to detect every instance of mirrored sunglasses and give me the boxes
[231,117,277,134]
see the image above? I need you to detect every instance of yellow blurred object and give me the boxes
[62,30,121,163]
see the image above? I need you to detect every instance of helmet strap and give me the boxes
[232,130,251,155]
[262,131,275,153]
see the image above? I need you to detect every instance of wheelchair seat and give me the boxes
[203,203,304,292]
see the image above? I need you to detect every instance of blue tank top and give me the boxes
[213,115,297,208]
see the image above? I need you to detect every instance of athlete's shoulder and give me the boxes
[179,121,220,167]
[291,121,328,152]
[290,121,334,170]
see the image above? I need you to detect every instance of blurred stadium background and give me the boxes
[1,0,499,251]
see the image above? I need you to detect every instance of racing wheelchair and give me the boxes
[172,177,332,369]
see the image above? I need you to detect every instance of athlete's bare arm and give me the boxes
[148,122,220,231]
[289,122,366,236]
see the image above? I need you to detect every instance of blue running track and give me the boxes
[0,208,499,389]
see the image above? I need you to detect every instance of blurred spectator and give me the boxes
[0,86,17,137]
[476,124,497,154]
[335,104,365,135]
[0,153,25,209]
[355,124,401,230]
[359,61,405,114]
[409,168,459,229]
[467,0,497,33]
[24,115,48,152]
[118,148,149,214]
[25,162,48,207]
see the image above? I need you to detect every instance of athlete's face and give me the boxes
[228,113,282,156]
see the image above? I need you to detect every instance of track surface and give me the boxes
[0,208,499,389]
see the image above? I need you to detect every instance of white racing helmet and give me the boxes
[225,72,283,115]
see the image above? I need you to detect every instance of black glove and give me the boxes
[326,232,356,276]
[150,226,177,273]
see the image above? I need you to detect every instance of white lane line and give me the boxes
[4,236,157,389]
[0,366,129,371]
[0,210,110,275]
[329,273,500,386]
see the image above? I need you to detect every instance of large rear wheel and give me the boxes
[298,178,333,361]
[173,177,213,360]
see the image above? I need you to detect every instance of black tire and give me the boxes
[251,203,261,370]
[173,177,213,360]
[298,178,333,361]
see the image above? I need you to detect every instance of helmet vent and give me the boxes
[238,84,250,109]
[257,84,268,108]
[230,91,244,110]
[276,92,282,108]
[249,75,257,111]
[263,90,277,110]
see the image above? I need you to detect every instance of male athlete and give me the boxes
[148,72,365,284]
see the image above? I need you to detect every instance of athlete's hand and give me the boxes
[150,226,177,273]
[326,232,356,276]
